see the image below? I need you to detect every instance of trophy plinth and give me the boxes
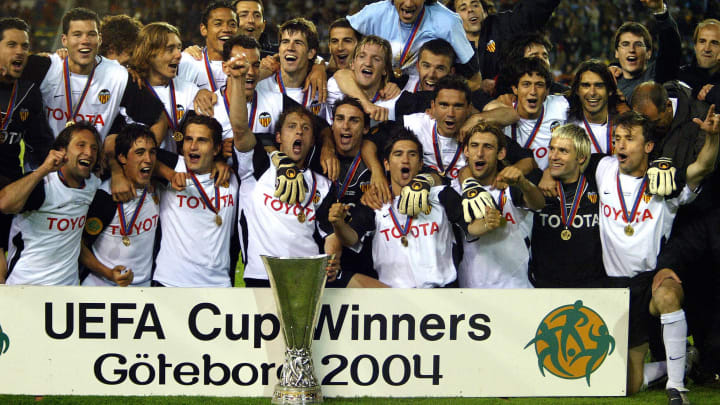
[261,255,328,405]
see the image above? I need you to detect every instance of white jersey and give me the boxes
[569,117,613,154]
[403,75,421,93]
[451,179,533,288]
[177,52,227,91]
[148,77,199,152]
[236,145,333,281]
[404,113,465,179]
[40,54,128,139]
[213,87,284,141]
[6,172,101,286]
[255,73,325,117]
[324,77,400,127]
[356,187,457,288]
[153,157,239,287]
[82,182,160,287]
[504,95,568,169]
[595,157,696,278]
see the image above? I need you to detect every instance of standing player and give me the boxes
[679,19,720,105]
[454,123,543,288]
[501,57,568,169]
[153,114,239,287]
[595,110,719,401]
[231,52,337,285]
[177,1,238,92]
[98,14,143,67]
[80,124,159,287]
[327,18,360,75]
[530,124,607,288]
[20,8,166,142]
[131,22,200,152]
[567,60,626,154]
[0,122,101,285]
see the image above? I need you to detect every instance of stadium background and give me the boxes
[1,0,719,403]
[2,0,719,84]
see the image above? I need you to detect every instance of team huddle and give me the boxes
[0,0,719,402]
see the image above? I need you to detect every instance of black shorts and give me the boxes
[605,271,656,348]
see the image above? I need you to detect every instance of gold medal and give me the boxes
[297,212,306,223]
[560,229,572,241]
[393,67,403,78]
[215,215,222,226]
[65,121,75,127]
[624,225,634,236]
[401,236,408,247]
[122,235,130,246]
[173,131,183,142]
[221,181,229,188]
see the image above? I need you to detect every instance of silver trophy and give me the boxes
[261,254,328,404]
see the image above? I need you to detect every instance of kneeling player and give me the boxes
[81,124,160,286]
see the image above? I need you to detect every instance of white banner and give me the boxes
[0,287,628,397]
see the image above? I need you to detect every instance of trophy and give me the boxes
[261,254,328,404]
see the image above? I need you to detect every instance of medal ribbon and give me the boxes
[188,170,220,215]
[145,79,180,132]
[389,199,413,239]
[582,115,613,154]
[117,188,148,238]
[277,72,311,107]
[57,168,85,189]
[615,171,647,225]
[62,57,96,124]
[223,87,256,130]
[398,7,426,69]
[297,170,318,217]
[1,81,18,130]
[202,48,218,92]
[370,91,380,103]
[511,107,544,149]
[432,123,462,174]
[556,175,587,228]
[335,151,362,200]
[413,79,420,93]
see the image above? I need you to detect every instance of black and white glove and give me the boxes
[272,152,308,205]
[647,157,676,197]
[398,173,434,217]
[461,178,494,223]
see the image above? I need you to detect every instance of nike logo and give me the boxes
[382,213,390,218]
[669,355,685,361]
[54,95,64,98]
[603,191,611,195]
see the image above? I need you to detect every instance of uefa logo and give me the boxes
[524,300,614,386]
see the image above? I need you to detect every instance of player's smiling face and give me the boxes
[577,71,609,118]
[223,45,261,95]
[430,88,470,138]
[454,0,486,34]
[62,20,101,72]
[0,28,30,81]
[119,136,157,188]
[615,32,650,77]
[694,26,720,70]
[235,0,265,41]
[613,124,653,177]
[329,27,358,70]
[183,123,220,174]
[276,111,314,165]
[201,8,238,57]
[416,50,452,92]
[332,103,368,156]
[464,131,505,184]
[352,43,387,90]
[548,137,582,183]
[513,72,548,119]
[149,33,182,84]
[394,0,425,24]
[64,129,98,180]
[384,139,422,189]
[279,30,315,76]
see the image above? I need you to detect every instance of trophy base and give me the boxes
[272,384,323,404]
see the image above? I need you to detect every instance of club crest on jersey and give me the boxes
[501,193,507,208]
[587,191,597,204]
[486,40,496,53]
[525,300,615,386]
[85,217,103,235]
[19,108,29,121]
[313,190,321,204]
[549,121,562,132]
[641,193,652,204]
[176,104,185,120]
[360,182,371,193]
[310,104,321,116]
[98,89,111,104]
[259,112,272,127]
